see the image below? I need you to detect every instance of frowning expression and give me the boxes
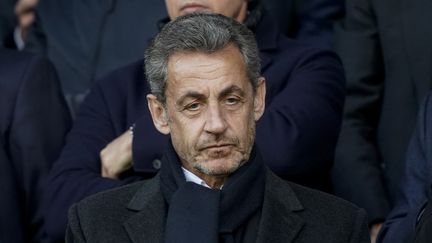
[148,44,265,177]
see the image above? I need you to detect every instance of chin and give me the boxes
[193,157,244,176]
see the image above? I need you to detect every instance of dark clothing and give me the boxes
[264,0,344,49]
[414,199,432,243]
[25,0,167,115]
[45,13,345,241]
[160,144,264,243]
[0,0,16,48]
[377,93,432,243]
[66,154,370,243]
[0,49,71,242]
[26,0,342,115]
[332,0,432,223]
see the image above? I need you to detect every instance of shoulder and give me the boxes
[290,182,365,216]
[68,177,158,225]
[266,170,366,221]
[73,177,154,212]
[278,36,342,67]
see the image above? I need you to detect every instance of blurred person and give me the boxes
[377,93,432,242]
[66,13,369,243]
[0,0,17,48]
[0,49,71,242]
[14,0,39,49]
[332,0,432,241]
[265,0,344,49]
[44,0,345,241]
[25,0,343,115]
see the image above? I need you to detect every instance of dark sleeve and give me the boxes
[414,199,432,243]
[378,94,432,243]
[0,138,24,243]
[65,204,86,243]
[7,55,71,242]
[43,80,141,241]
[256,48,345,190]
[332,0,389,223]
[294,0,345,49]
[349,209,371,243]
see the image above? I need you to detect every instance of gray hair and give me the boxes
[144,13,261,103]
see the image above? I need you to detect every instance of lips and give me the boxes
[199,143,234,151]
[180,3,208,15]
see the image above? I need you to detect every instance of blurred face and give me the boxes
[147,45,265,178]
[164,0,248,23]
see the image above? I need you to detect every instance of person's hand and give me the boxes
[15,0,39,40]
[370,222,383,243]
[100,131,133,179]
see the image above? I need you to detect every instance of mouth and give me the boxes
[180,3,209,15]
[200,143,234,151]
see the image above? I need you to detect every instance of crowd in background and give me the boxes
[1,0,431,242]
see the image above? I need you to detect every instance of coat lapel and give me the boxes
[123,176,166,243]
[402,0,432,104]
[256,170,305,243]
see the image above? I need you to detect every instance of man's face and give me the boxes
[147,45,265,177]
[164,0,248,23]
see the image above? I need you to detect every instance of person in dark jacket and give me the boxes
[0,49,71,242]
[332,0,432,240]
[377,93,432,243]
[66,13,368,243]
[25,0,343,115]
[44,0,345,241]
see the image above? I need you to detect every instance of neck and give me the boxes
[200,174,228,189]
[183,164,228,189]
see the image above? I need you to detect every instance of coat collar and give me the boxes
[123,169,305,243]
[123,176,166,243]
[256,169,305,243]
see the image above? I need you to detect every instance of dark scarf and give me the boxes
[159,142,265,243]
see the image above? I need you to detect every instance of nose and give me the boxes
[204,103,228,135]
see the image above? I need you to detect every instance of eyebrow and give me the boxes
[175,85,246,106]
[176,91,207,106]
[219,85,246,99]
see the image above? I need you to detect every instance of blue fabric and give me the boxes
[0,49,71,243]
[44,13,345,242]
[378,93,432,243]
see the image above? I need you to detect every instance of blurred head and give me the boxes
[164,0,248,22]
[145,13,265,179]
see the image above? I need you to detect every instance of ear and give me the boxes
[253,77,266,121]
[147,94,170,135]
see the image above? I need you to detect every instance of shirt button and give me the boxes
[152,159,162,169]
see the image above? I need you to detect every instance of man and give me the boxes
[0,49,71,242]
[332,0,432,240]
[24,0,343,114]
[66,13,368,243]
[45,0,345,241]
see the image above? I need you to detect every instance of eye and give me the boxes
[225,97,240,105]
[185,102,201,111]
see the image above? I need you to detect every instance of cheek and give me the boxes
[170,117,201,146]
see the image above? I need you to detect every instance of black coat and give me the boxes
[333,0,432,223]
[0,49,71,242]
[66,169,370,243]
[43,13,345,242]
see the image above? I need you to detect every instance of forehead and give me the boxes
[165,45,250,97]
